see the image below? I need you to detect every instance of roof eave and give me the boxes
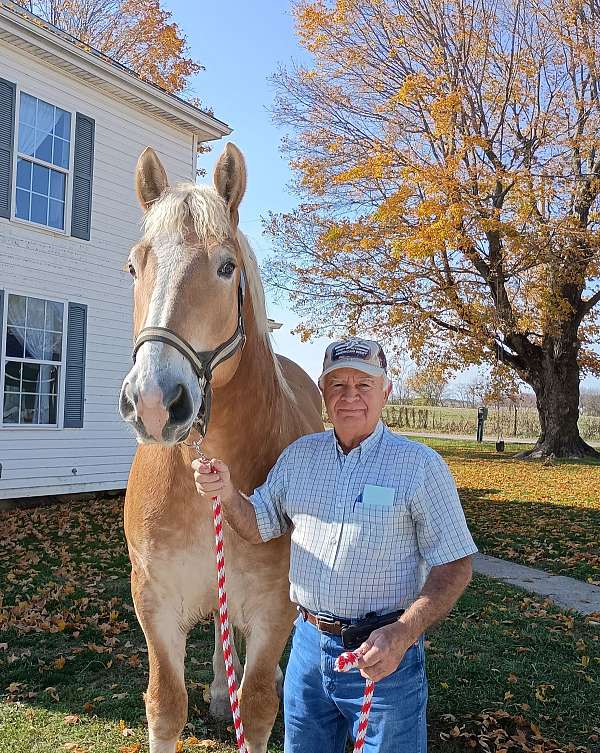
[0,6,232,141]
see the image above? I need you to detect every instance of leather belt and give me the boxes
[297,606,350,635]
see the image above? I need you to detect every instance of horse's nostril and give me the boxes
[165,383,192,425]
[119,382,136,420]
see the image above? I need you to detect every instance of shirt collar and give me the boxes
[333,420,385,462]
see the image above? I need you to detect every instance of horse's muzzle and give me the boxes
[119,375,195,443]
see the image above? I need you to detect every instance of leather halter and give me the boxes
[131,272,246,439]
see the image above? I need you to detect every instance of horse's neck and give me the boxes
[194,322,291,492]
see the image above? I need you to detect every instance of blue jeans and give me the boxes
[283,616,428,753]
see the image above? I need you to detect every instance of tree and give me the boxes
[266,0,600,458]
[15,0,201,94]
[406,366,449,406]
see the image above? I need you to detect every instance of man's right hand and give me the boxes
[192,458,235,503]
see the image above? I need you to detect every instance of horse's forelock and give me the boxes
[142,183,230,247]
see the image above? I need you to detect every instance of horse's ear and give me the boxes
[213,142,246,224]
[135,147,169,211]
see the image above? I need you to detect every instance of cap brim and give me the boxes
[318,361,385,387]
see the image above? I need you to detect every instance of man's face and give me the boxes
[322,368,390,438]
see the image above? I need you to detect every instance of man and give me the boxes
[193,337,478,753]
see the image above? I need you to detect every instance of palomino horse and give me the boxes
[119,143,323,753]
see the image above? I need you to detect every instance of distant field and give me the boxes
[381,403,600,440]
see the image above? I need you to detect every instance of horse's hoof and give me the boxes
[209,693,233,720]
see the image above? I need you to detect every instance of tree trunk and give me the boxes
[518,348,599,459]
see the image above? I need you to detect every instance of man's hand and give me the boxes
[354,622,415,682]
[192,458,235,503]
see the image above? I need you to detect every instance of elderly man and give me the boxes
[193,337,478,753]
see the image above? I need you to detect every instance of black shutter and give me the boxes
[70,113,95,240]
[63,303,88,428]
[0,79,16,220]
[0,290,4,358]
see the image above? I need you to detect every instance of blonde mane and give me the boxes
[142,181,294,402]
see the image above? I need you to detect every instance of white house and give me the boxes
[0,2,231,499]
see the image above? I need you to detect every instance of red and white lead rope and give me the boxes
[335,651,375,752]
[212,492,248,753]
[199,447,373,753]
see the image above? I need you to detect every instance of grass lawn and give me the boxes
[407,437,600,584]
[0,496,599,753]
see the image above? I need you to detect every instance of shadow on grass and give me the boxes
[459,487,600,581]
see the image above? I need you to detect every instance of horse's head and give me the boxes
[119,143,248,444]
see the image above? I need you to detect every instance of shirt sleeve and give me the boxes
[409,449,478,566]
[248,445,293,542]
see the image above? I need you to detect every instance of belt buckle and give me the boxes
[316,612,337,631]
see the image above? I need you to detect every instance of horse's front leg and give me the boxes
[209,615,244,719]
[238,607,295,753]
[132,571,188,753]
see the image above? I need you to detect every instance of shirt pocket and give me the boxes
[350,497,408,556]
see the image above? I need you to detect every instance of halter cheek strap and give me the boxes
[131,272,246,438]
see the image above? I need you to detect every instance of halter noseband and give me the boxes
[131,272,246,439]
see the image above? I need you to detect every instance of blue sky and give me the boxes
[164,0,330,383]
[164,0,599,392]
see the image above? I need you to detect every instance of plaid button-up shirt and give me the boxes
[249,422,478,620]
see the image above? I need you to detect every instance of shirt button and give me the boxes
[330,536,336,544]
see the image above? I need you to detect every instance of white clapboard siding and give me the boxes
[0,38,202,499]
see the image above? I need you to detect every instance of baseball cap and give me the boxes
[318,337,388,387]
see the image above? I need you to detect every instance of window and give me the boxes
[14,93,71,231]
[2,294,64,425]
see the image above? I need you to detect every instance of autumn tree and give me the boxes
[406,366,449,406]
[14,0,200,93]
[267,0,600,458]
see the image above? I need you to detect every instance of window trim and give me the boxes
[0,290,69,429]
[9,85,76,236]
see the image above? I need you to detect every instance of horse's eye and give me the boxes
[218,260,236,278]
[128,262,136,278]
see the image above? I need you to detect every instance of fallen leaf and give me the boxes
[63,715,80,725]
[119,745,141,753]
[54,656,66,670]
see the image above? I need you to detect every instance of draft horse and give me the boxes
[119,143,323,753]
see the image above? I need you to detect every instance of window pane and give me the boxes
[15,188,31,220]
[45,301,63,332]
[24,328,45,360]
[16,158,32,190]
[37,392,57,425]
[40,365,59,395]
[6,326,25,358]
[20,394,37,424]
[32,163,50,195]
[27,297,46,328]
[19,93,36,126]
[36,99,54,134]
[4,361,22,392]
[49,170,65,200]
[54,108,70,139]
[21,362,41,393]
[34,131,53,163]
[18,124,35,156]
[44,331,62,361]
[7,295,26,326]
[52,137,70,169]
[48,199,64,230]
[3,393,19,424]
[31,193,48,225]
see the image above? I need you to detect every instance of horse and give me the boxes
[118,143,323,753]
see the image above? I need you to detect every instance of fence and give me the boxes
[379,404,600,441]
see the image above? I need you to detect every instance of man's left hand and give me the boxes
[353,622,415,682]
